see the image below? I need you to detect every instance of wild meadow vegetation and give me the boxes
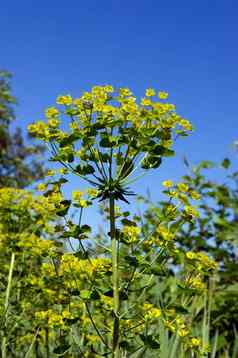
[0,72,237,357]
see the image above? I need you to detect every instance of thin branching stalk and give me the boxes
[1,252,15,358]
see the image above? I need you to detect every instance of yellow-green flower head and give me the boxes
[186,251,196,260]
[37,183,47,192]
[70,121,79,130]
[179,119,193,131]
[27,121,48,137]
[141,98,152,106]
[104,84,114,93]
[191,337,201,347]
[58,168,68,175]
[178,328,189,337]
[162,180,173,188]
[45,107,59,118]
[48,118,60,128]
[143,303,161,321]
[119,87,132,97]
[46,169,55,176]
[177,182,189,193]
[86,188,98,197]
[184,205,199,218]
[158,91,169,100]
[56,94,73,105]
[72,190,84,201]
[146,88,156,97]
[190,190,201,200]
[186,276,205,290]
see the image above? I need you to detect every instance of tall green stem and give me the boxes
[1,252,15,358]
[110,194,120,357]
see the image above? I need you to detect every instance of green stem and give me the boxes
[1,252,15,358]
[110,194,120,357]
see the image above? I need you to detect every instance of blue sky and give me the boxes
[1,0,237,228]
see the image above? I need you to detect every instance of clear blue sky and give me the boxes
[1,1,237,227]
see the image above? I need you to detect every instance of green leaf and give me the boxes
[141,156,162,169]
[59,133,80,147]
[90,290,101,300]
[75,164,95,175]
[151,144,174,157]
[99,134,116,148]
[124,255,139,267]
[53,344,71,355]
[169,305,189,314]
[56,200,71,217]
[121,218,137,227]
[221,158,230,169]
[139,334,160,349]
[80,290,91,299]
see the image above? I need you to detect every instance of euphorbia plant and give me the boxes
[28,85,196,356]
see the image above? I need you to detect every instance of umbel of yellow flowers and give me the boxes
[28,85,192,204]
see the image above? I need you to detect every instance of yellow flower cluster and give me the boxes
[145,88,156,97]
[164,314,189,337]
[162,180,173,188]
[45,107,59,118]
[186,251,217,271]
[179,119,193,131]
[185,275,206,290]
[121,225,141,244]
[28,85,192,151]
[72,190,84,201]
[156,225,174,241]
[143,302,161,321]
[177,182,189,193]
[60,254,111,284]
[56,94,73,105]
[158,91,168,99]
[35,309,73,329]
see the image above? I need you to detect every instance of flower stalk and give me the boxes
[110,194,120,357]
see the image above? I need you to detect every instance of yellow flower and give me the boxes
[70,122,79,130]
[146,88,155,97]
[27,124,36,133]
[184,205,199,218]
[186,252,196,260]
[178,329,189,337]
[119,88,132,97]
[177,182,189,192]
[86,188,98,197]
[122,225,141,243]
[141,98,151,106]
[72,190,84,201]
[37,183,47,191]
[179,119,193,131]
[45,107,59,118]
[186,276,205,290]
[104,85,114,93]
[79,199,88,207]
[143,303,161,321]
[48,118,60,128]
[46,170,55,176]
[191,337,201,347]
[58,168,68,175]
[56,95,72,105]
[158,91,168,100]
[162,180,173,188]
[190,191,201,200]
